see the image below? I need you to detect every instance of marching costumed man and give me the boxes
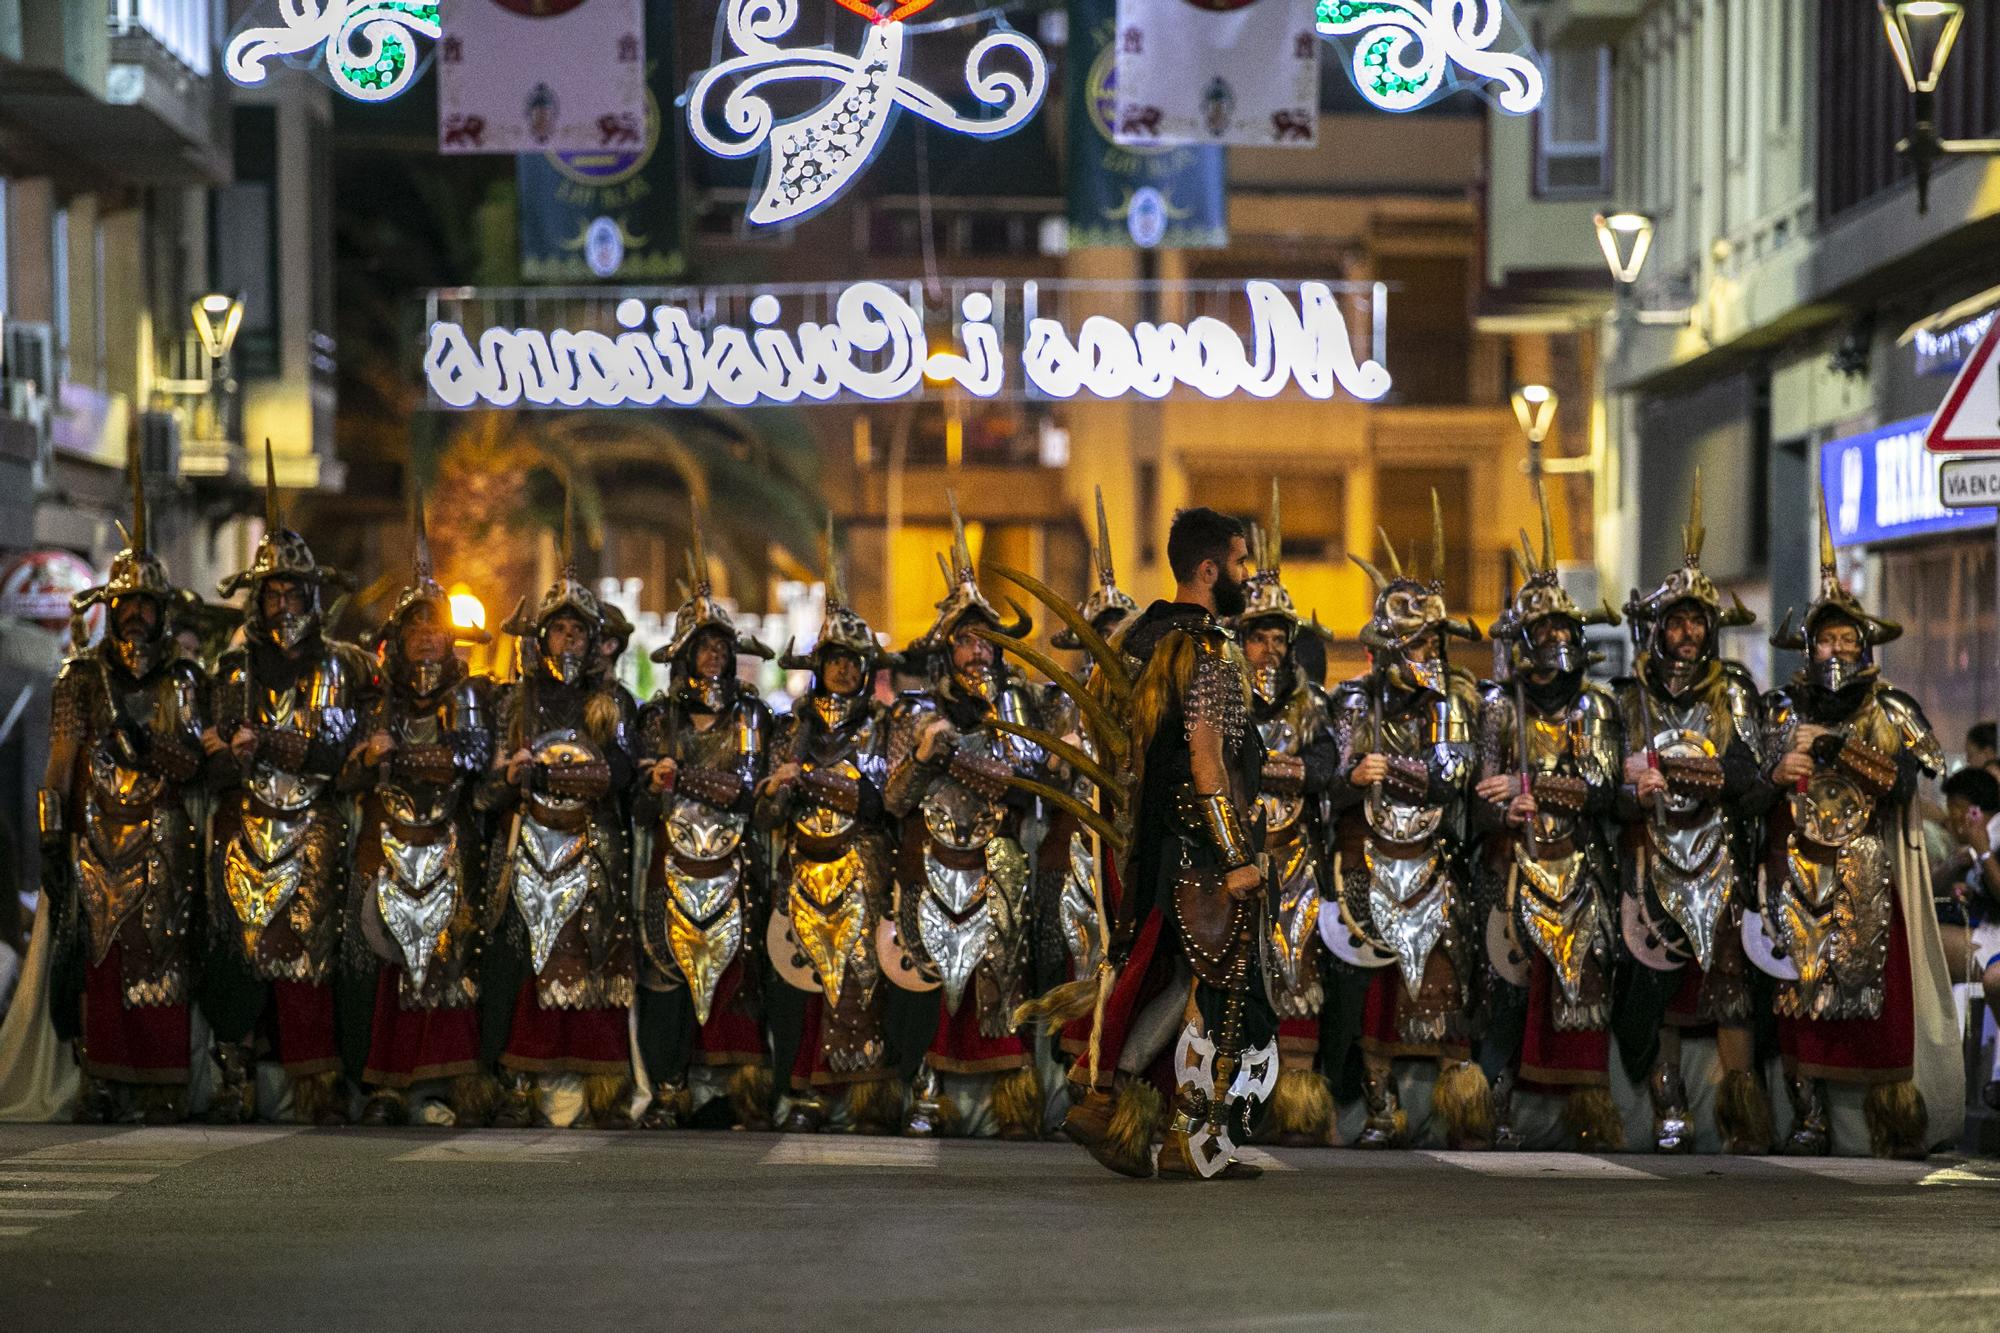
[1042,488,1137,1068]
[40,452,206,1122]
[1011,506,1276,1180]
[880,495,1047,1138]
[1753,494,1958,1157]
[758,528,901,1133]
[1232,487,1340,1148]
[632,525,775,1130]
[1324,495,1488,1148]
[338,496,494,1126]
[478,503,638,1129]
[203,443,368,1125]
[1609,475,1771,1153]
[1473,487,1624,1149]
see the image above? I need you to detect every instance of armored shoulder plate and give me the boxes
[1761,687,1800,769]
[1570,682,1622,781]
[1876,685,1943,776]
[1717,665,1763,756]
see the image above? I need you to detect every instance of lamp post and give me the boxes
[191,292,244,458]
[1511,383,1558,480]
[1879,1,2000,213]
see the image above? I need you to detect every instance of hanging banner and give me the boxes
[438,0,644,155]
[1112,0,1319,148]
[1067,0,1227,249]
[517,3,683,281]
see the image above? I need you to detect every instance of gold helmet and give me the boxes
[1771,477,1899,693]
[779,518,885,676]
[218,441,350,650]
[653,514,775,667]
[75,444,177,675]
[1234,480,1301,638]
[1052,487,1138,651]
[502,489,600,685]
[1625,470,1754,696]
[1490,479,1617,673]
[907,489,1033,655]
[1351,488,1480,693]
[383,489,489,647]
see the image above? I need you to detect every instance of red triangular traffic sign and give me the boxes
[1926,313,2000,452]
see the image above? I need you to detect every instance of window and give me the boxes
[1534,45,1613,199]
[1183,471,1345,563]
[212,106,279,378]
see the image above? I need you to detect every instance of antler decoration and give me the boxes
[1683,467,1705,566]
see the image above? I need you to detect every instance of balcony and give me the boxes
[0,0,225,184]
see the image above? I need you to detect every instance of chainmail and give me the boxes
[1185,642,1247,751]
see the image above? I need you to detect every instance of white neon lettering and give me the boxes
[424,280,1393,409]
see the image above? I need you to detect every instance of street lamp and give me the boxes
[1592,212,1654,285]
[1878,2,2000,213]
[191,292,244,460]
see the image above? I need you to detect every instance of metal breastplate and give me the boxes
[794,755,863,840]
[922,779,1003,852]
[245,679,328,811]
[1513,844,1603,1005]
[1641,725,1733,970]
[513,816,591,977]
[666,795,746,861]
[380,711,452,827]
[1264,834,1323,1016]
[788,844,867,1007]
[77,791,153,966]
[917,847,994,1014]
[1256,714,1305,833]
[663,855,744,1026]
[374,826,457,988]
[1363,840,1448,993]
[222,809,307,942]
[1523,713,1582,843]
[1770,831,1891,1020]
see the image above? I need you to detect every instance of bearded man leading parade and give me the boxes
[1609,476,1771,1154]
[40,452,207,1124]
[1010,505,1274,1180]
[478,504,639,1130]
[338,496,494,1127]
[202,444,369,1125]
[880,496,1048,1139]
[1324,495,1488,1149]
[1753,492,1959,1158]
[1474,486,1624,1150]
[758,527,902,1134]
[1231,486,1341,1148]
[632,526,775,1131]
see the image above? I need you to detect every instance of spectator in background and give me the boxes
[1935,768,2000,1110]
[1967,722,2000,781]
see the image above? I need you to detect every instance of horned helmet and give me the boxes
[779,518,886,730]
[379,490,487,696]
[652,515,774,712]
[75,444,176,677]
[1770,479,1899,697]
[907,490,1031,704]
[501,489,600,688]
[1490,479,1617,679]
[1351,489,1480,695]
[1052,486,1138,653]
[1624,470,1755,699]
[1232,481,1327,704]
[218,441,349,652]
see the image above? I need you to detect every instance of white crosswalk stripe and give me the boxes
[1761,1157,1932,1184]
[0,1126,299,1241]
[393,1130,616,1163]
[1415,1151,1663,1180]
[760,1137,942,1167]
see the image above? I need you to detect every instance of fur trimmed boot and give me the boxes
[1434,1060,1494,1150]
[845,1077,904,1136]
[780,1090,828,1133]
[1562,1086,1623,1152]
[291,1070,347,1127]
[1269,1067,1336,1148]
[584,1073,636,1129]
[491,1070,536,1129]
[1714,1068,1774,1154]
[991,1066,1043,1141]
[359,1089,408,1127]
[1355,1061,1406,1149]
[727,1065,773,1131]
[1065,1079,1161,1178]
[450,1073,500,1128]
[1864,1079,1929,1161]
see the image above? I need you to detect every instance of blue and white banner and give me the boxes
[1820,415,1994,548]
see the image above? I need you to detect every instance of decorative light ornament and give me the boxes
[225,0,441,103]
[1510,383,1556,444]
[1592,212,1654,285]
[192,293,245,361]
[1879,1,1964,94]
[686,0,1049,227]
[1315,0,1543,115]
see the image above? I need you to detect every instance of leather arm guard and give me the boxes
[36,786,64,846]
[152,733,203,784]
[678,764,745,810]
[393,742,459,788]
[1532,773,1589,815]
[1175,788,1256,872]
[256,726,311,773]
[1659,752,1725,801]
[1820,734,1897,797]
[1259,751,1306,798]
[948,750,1013,802]
[540,756,611,802]
[801,767,861,816]
[1382,755,1431,805]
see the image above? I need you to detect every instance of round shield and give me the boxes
[1485,903,1531,987]
[766,910,820,995]
[876,917,939,993]
[1320,895,1395,969]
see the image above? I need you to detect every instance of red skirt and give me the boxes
[362,969,480,1087]
[1518,958,1610,1089]
[265,980,340,1078]
[1062,910,1171,1084]
[927,988,1027,1075]
[693,957,765,1067]
[1778,895,1917,1085]
[499,983,631,1076]
[80,944,189,1084]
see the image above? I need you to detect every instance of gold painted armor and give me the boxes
[1253,684,1332,1019]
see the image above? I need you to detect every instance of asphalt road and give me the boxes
[3,1125,1998,1333]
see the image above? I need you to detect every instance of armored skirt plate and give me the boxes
[374,826,458,989]
[787,846,867,1009]
[1513,846,1603,1005]
[513,816,592,977]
